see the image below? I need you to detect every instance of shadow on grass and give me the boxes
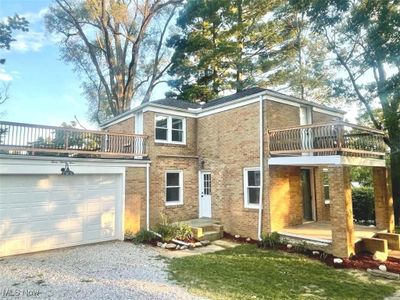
[169,244,396,300]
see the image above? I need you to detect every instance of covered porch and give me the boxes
[278,221,385,244]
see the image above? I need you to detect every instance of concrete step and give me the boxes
[190,223,224,241]
[199,230,224,242]
[374,233,400,250]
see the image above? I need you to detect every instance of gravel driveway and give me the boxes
[0,241,202,300]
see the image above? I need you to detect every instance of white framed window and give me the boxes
[322,168,330,205]
[165,171,183,205]
[155,115,186,144]
[243,167,261,209]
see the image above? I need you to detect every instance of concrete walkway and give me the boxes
[155,239,240,259]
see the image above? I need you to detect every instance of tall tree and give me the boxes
[46,0,180,122]
[267,4,335,103]
[167,0,298,102]
[294,0,400,224]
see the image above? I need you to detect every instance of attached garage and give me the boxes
[0,157,150,257]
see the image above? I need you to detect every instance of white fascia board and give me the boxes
[268,155,385,167]
[143,106,196,118]
[263,95,301,108]
[313,107,344,118]
[0,156,151,175]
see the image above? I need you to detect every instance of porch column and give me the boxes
[329,166,355,258]
[373,167,395,232]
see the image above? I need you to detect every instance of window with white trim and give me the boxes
[244,167,261,208]
[322,168,330,204]
[165,171,183,205]
[155,115,185,144]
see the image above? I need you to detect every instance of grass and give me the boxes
[169,244,396,300]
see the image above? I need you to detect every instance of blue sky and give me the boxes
[0,0,100,128]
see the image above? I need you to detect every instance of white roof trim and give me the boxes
[100,90,345,127]
[268,155,385,167]
[313,107,344,118]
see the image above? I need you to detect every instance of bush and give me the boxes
[352,186,375,225]
[292,241,307,253]
[153,214,193,242]
[132,229,158,244]
[259,232,282,249]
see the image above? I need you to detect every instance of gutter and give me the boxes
[146,163,150,231]
[258,95,264,240]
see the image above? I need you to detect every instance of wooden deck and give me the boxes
[278,221,384,243]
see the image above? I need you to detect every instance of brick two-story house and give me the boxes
[101,87,395,258]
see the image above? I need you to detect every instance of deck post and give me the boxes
[373,167,395,232]
[329,166,355,258]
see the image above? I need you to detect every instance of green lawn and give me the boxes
[169,244,396,300]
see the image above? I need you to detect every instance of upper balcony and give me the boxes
[0,121,148,159]
[268,121,386,160]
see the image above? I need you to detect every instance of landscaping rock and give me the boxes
[157,242,163,247]
[372,251,388,262]
[367,268,400,280]
[333,258,343,264]
[312,251,320,256]
[180,245,188,250]
[194,242,203,247]
[175,245,180,250]
[246,237,251,242]
[200,240,210,246]
[287,244,293,250]
[161,243,167,249]
[379,265,387,272]
[165,243,177,250]
[234,235,240,239]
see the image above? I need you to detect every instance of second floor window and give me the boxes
[155,115,185,144]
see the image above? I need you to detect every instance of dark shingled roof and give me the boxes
[101,87,343,127]
[150,87,265,110]
[202,87,266,108]
[151,98,201,109]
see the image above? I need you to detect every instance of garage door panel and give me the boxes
[0,174,122,257]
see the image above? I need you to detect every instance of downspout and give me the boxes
[258,95,264,240]
[146,163,150,231]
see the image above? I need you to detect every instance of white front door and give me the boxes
[199,171,212,218]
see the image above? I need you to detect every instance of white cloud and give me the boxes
[0,68,13,81]
[11,31,46,53]
[21,8,49,24]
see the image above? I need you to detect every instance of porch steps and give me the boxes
[181,219,224,242]
[357,233,400,260]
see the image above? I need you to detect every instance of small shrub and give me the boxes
[132,229,158,244]
[352,187,375,225]
[152,214,193,242]
[174,223,193,241]
[292,241,307,253]
[124,230,135,241]
[260,232,282,249]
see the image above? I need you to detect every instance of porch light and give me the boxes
[61,162,74,176]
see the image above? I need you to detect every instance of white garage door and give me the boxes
[0,174,123,257]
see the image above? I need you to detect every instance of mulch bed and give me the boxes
[222,231,400,274]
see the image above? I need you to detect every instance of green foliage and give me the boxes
[293,241,307,253]
[352,186,375,225]
[169,244,396,300]
[259,232,282,249]
[0,14,29,64]
[167,0,304,102]
[132,229,158,244]
[153,214,193,242]
[351,167,372,187]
